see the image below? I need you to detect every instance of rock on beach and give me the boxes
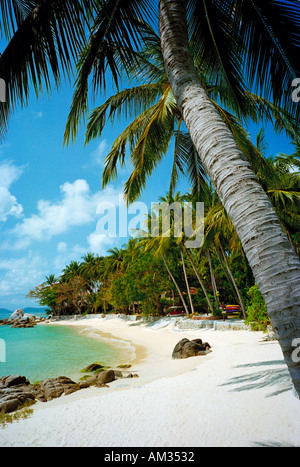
[172,338,211,359]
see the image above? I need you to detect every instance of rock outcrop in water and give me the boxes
[0,309,48,328]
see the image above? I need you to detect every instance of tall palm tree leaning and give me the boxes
[158,0,300,397]
[0,1,300,396]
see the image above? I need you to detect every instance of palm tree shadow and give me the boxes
[220,360,293,397]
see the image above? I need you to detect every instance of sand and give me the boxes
[0,315,300,447]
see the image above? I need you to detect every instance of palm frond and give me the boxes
[0,0,96,136]
[187,0,300,124]
[101,85,175,197]
[85,82,166,143]
[169,128,208,198]
[232,0,300,121]
[187,0,248,117]
[64,0,157,144]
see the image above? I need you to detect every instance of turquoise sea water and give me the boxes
[0,313,132,383]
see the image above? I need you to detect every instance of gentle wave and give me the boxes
[79,327,136,364]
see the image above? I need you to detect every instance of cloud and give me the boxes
[83,140,109,170]
[0,252,47,299]
[0,161,23,189]
[32,110,44,119]
[0,161,23,221]
[91,140,109,166]
[0,187,23,221]
[87,232,116,255]
[57,241,67,253]
[12,179,122,247]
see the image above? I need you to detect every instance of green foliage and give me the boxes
[110,250,171,316]
[245,284,271,331]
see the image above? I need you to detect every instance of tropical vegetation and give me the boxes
[2,0,300,395]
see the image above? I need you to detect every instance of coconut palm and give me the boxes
[158,2,300,396]
[0,0,100,136]
[139,203,191,315]
[79,24,296,203]
[2,0,300,394]
[60,260,81,283]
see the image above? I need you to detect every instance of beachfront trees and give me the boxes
[88,0,300,394]
[2,1,300,394]
[159,0,300,396]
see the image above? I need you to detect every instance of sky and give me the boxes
[0,77,190,310]
[0,72,295,310]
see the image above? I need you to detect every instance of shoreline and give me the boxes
[50,316,211,388]
[71,324,148,367]
[1,315,300,447]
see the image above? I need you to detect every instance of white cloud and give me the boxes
[12,179,122,247]
[57,241,67,253]
[0,253,46,298]
[0,161,23,189]
[91,140,109,166]
[87,232,115,255]
[0,161,23,221]
[31,110,44,119]
[0,187,23,221]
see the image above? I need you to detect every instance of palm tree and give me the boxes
[45,274,58,286]
[158,0,300,396]
[0,0,98,136]
[103,246,125,277]
[60,260,81,282]
[2,0,300,394]
[140,204,191,315]
[79,24,295,204]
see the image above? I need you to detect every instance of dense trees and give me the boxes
[3,0,300,394]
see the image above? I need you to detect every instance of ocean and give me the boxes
[0,310,133,383]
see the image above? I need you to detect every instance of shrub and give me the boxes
[245,284,271,331]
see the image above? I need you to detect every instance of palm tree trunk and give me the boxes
[218,242,247,319]
[182,244,214,314]
[159,0,300,396]
[161,254,190,316]
[205,250,220,310]
[180,249,195,314]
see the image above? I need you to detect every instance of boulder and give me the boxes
[35,376,81,402]
[0,375,30,388]
[0,374,87,414]
[83,363,107,373]
[172,338,211,359]
[0,388,36,414]
[0,375,35,414]
[9,309,24,321]
[96,370,116,386]
[85,369,116,387]
[23,314,36,322]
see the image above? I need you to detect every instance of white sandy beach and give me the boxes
[0,316,300,447]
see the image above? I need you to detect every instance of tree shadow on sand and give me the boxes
[219,360,293,397]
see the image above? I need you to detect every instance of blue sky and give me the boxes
[0,74,295,310]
